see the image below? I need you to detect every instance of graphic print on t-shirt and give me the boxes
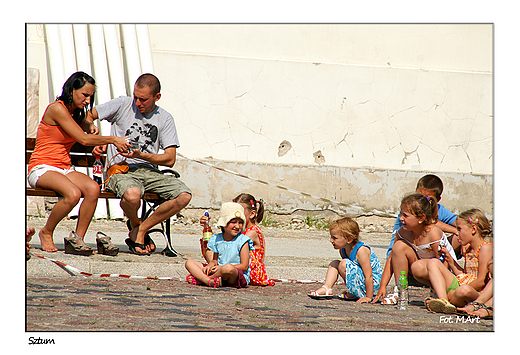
[126,122,158,152]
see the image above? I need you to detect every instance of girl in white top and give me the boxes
[373,193,458,309]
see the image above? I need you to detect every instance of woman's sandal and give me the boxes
[64,231,94,256]
[208,277,222,288]
[96,232,119,256]
[425,297,457,314]
[125,238,150,256]
[308,285,334,299]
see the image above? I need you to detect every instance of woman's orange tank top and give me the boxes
[28,101,77,173]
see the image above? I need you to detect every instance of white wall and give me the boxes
[148,24,492,175]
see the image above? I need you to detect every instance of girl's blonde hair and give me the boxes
[329,217,360,244]
[458,209,493,239]
[401,193,439,226]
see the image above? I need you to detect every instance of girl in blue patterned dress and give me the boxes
[308,217,383,303]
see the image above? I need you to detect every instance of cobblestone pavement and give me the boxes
[26,276,492,332]
[26,213,493,333]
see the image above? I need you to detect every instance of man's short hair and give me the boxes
[135,73,161,96]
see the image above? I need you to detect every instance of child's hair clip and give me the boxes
[468,216,479,225]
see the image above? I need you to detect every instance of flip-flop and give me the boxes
[126,220,156,253]
[308,285,334,299]
[125,238,150,256]
[144,234,156,253]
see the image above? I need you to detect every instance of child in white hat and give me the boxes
[185,202,254,288]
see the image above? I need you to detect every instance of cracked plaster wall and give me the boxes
[156,52,492,175]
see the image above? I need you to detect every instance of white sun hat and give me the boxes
[217,202,246,230]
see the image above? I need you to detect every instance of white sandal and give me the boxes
[308,285,334,299]
[381,286,399,305]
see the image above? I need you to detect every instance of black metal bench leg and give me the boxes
[160,217,178,257]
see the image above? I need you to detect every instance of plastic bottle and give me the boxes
[438,245,446,263]
[397,271,408,310]
[200,211,213,262]
[93,155,104,188]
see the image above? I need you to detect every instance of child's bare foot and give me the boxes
[39,230,58,252]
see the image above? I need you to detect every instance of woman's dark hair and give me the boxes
[233,193,264,224]
[57,71,96,124]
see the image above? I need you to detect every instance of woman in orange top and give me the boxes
[28,72,131,254]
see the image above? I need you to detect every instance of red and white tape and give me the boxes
[30,252,347,285]
[271,278,345,285]
[29,252,180,281]
[177,153,349,208]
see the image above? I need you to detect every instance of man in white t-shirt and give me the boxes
[90,74,192,255]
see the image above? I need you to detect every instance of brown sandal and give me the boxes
[96,232,119,256]
[64,231,94,256]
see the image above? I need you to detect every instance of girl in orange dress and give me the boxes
[438,209,493,309]
[233,194,274,286]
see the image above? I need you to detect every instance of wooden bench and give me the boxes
[26,137,180,257]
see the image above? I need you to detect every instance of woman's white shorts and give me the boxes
[27,164,76,188]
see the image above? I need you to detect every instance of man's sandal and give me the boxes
[126,220,156,253]
[308,285,334,299]
[125,238,150,256]
[425,297,457,314]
